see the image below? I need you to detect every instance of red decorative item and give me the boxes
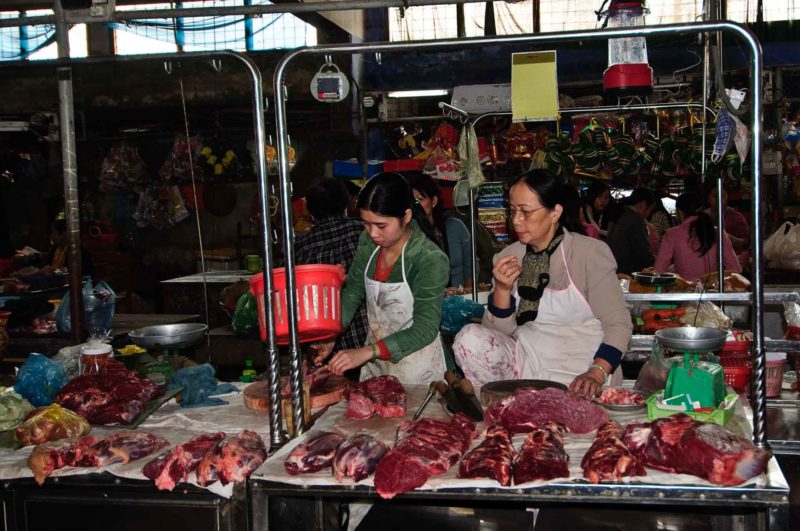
[601,0,653,96]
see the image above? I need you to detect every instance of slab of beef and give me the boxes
[27,435,99,485]
[346,375,406,420]
[196,430,267,486]
[485,387,608,434]
[280,364,331,396]
[373,413,476,499]
[16,404,90,447]
[458,425,514,486]
[88,431,170,467]
[143,432,226,491]
[54,360,164,425]
[332,433,389,482]
[513,422,569,485]
[581,421,645,484]
[284,431,347,475]
[622,414,771,486]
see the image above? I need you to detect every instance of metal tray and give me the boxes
[129,323,208,349]
[632,272,677,286]
[655,327,727,352]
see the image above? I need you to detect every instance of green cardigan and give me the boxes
[341,220,449,362]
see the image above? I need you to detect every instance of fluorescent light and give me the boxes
[386,89,449,98]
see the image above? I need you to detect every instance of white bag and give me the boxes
[764,221,800,270]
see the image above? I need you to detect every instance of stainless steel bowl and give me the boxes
[632,272,677,286]
[654,326,727,352]
[128,323,208,349]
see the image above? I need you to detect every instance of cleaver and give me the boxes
[439,371,484,421]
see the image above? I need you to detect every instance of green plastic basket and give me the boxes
[646,392,738,426]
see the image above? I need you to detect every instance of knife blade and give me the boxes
[413,381,438,421]
[453,377,484,421]
[435,381,463,416]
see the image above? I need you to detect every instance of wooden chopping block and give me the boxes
[243,374,349,411]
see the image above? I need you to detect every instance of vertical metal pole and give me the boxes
[469,186,478,302]
[224,52,285,449]
[274,71,305,436]
[54,0,84,343]
[244,0,254,51]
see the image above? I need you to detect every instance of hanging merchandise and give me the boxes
[456,123,485,188]
[159,134,204,183]
[711,107,735,163]
[477,182,508,242]
[133,185,190,229]
[600,0,653,96]
[729,113,750,167]
[263,136,297,175]
[98,141,150,194]
[423,146,461,181]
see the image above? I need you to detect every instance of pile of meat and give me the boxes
[374,413,476,499]
[194,430,268,487]
[284,431,388,484]
[595,388,645,406]
[486,387,608,434]
[27,431,169,484]
[54,359,164,424]
[581,421,645,483]
[623,414,771,486]
[16,404,90,447]
[346,375,406,420]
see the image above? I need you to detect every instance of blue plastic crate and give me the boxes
[332,159,383,179]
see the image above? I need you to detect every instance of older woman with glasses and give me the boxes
[452,170,632,398]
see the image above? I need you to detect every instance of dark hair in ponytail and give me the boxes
[676,192,715,256]
[357,172,441,245]
[511,169,582,234]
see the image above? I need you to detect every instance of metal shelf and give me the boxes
[628,335,800,351]
[624,291,800,303]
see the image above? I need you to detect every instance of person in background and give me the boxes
[607,187,657,275]
[648,194,673,237]
[409,173,473,288]
[48,217,93,276]
[313,172,450,384]
[295,179,367,378]
[562,184,592,237]
[579,180,611,238]
[343,180,362,218]
[453,170,631,398]
[654,192,741,282]
[447,180,503,286]
[706,185,751,255]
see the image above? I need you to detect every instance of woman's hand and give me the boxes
[310,340,335,365]
[492,255,522,294]
[327,348,373,376]
[569,369,605,399]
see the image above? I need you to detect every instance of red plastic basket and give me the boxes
[720,356,752,394]
[250,264,345,345]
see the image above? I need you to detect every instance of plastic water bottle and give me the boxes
[240,359,257,383]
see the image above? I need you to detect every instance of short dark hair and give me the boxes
[511,169,581,233]
[305,179,349,220]
[626,187,656,207]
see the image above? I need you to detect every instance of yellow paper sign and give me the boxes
[511,51,559,123]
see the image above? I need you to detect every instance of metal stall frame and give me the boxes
[0,50,285,448]
[273,21,767,445]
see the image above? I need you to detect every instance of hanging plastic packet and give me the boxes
[711,107,734,163]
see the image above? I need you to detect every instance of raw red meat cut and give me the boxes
[485,387,608,434]
[26,431,168,484]
[373,413,475,499]
[196,430,267,486]
[346,375,406,420]
[513,422,569,485]
[595,388,644,405]
[280,364,331,396]
[581,421,645,484]
[15,404,90,447]
[458,425,514,486]
[143,432,226,491]
[332,433,389,482]
[622,414,771,486]
[284,431,346,475]
[27,435,99,485]
[54,360,164,425]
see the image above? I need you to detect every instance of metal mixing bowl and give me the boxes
[654,326,728,352]
[128,323,208,349]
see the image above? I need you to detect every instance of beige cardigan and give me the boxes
[483,229,632,354]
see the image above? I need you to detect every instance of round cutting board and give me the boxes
[480,379,567,408]
[243,375,349,411]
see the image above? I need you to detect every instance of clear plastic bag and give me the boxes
[55,277,116,334]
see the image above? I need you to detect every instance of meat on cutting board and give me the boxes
[485,387,608,434]
[458,425,514,486]
[27,435,99,485]
[623,414,771,486]
[143,432,227,491]
[346,375,406,420]
[196,430,267,486]
[373,413,476,499]
[332,433,389,483]
[581,421,645,484]
[54,360,163,425]
[513,422,569,485]
[16,404,90,447]
[284,431,347,475]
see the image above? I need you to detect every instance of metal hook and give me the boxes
[375,52,382,66]
[210,59,223,72]
[163,61,173,75]
[324,54,333,66]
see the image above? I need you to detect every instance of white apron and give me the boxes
[515,245,623,387]
[361,243,446,385]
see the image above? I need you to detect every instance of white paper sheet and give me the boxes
[253,384,789,492]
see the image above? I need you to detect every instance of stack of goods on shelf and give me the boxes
[477,182,508,242]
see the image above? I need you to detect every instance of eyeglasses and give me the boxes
[508,206,546,220]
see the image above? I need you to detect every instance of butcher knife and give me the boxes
[412,381,438,421]
[441,371,484,421]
